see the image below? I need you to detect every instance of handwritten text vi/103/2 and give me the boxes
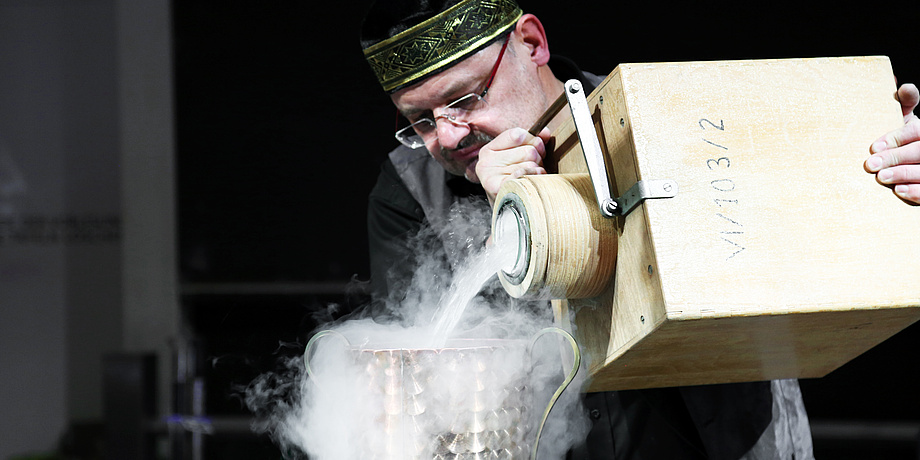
[699,118,745,260]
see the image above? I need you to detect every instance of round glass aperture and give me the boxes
[494,195,530,284]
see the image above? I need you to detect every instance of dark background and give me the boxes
[174,0,920,283]
[172,1,920,458]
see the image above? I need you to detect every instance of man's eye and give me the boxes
[412,111,433,123]
[413,120,435,133]
[450,93,482,111]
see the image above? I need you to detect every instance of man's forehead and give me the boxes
[391,45,496,116]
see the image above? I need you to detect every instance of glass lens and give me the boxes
[444,93,486,115]
[395,119,436,149]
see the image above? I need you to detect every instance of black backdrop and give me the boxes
[174,0,919,284]
[174,1,920,458]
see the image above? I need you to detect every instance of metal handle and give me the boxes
[303,329,350,387]
[528,327,582,460]
[564,79,679,217]
[564,79,618,218]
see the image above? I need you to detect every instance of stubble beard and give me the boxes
[439,130,495,182]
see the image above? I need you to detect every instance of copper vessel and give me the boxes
[306,329,579,460]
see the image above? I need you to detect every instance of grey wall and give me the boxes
[0,0,175,457]
[116,0,178,423]
[0,1,119,456]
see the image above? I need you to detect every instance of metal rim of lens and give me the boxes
[496,193,530,284]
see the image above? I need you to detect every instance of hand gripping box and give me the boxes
[547,56,920,391]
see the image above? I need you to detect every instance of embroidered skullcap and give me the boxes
[361,0,522,92]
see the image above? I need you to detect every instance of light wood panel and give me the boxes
[545,56,920,391]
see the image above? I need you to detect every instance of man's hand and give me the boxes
[865,83,920,204]
[476,127,551,205]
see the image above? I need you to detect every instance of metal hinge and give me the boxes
[563,80,677,217]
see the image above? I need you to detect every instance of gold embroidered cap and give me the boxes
[362,0,522,92]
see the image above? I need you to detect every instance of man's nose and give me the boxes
[434,115,471,150]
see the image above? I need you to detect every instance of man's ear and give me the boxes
[514,14,551,66]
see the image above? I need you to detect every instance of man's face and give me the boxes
[390,36,548,183]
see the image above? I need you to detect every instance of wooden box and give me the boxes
[547,56,920,391]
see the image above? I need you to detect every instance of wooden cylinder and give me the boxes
[491,173,618,299]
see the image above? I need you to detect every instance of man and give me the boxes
[360,0,918,458]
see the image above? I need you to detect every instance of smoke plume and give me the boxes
[245,200,591,459]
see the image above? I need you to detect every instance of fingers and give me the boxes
[510,164,547,178]
[867,118,920,170]
[896,83,919,119]
[536,126,552,145]
[477,128,549,204]
[866,109,920,204]
[892,184,920,204]
[485,127,547,158]
[875,164,920,185]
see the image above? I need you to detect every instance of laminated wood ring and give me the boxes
[491,173,618,299]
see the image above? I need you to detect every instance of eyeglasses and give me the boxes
[395,35,510,149]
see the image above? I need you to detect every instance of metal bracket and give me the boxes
[615,179,678,216]
[563,79,677,217]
